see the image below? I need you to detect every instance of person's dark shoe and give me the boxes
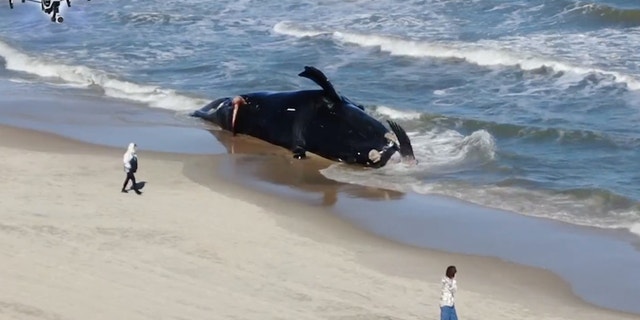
[121,189,128,193]
[134,189,142,195]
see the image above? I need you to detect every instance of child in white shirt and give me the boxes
[440,265,458,320]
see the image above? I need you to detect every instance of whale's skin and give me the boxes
[191,66,415,168]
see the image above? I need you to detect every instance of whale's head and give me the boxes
[298,66,416,168]
[190,97,236,131]
[309,94,416,168]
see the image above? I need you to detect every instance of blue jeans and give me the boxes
[440,305,458,320]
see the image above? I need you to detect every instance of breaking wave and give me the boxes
[567,2,640,25]
[273,21,640,90]
[0,40,208,111]
[365,104,639,150]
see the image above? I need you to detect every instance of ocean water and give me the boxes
[1,1,639,236]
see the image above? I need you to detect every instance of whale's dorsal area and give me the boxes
[298,66,342,106]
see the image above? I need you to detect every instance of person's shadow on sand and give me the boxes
[125,181,146,194]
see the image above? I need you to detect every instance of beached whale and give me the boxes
[191,66,416,168]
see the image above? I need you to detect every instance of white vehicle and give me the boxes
[8,0,90,23]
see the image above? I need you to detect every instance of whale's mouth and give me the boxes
[386,120,417,165]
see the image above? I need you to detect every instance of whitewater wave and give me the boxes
[421,114,639,149]
[567,2,640,25]
[370,105,422,121]
[364,104,638,150]
[0,40,208,111]
[273,21,640,91]
[340,124,497,177]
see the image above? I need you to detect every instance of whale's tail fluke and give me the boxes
[387,120,417,165]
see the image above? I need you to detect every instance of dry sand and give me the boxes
[0,124,638,320]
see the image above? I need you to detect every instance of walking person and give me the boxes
[121,142,142,195]
[440,265,458,320]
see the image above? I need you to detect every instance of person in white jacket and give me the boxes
[121,142,142,194]
[440,265,458,320]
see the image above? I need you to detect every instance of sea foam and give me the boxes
[273,21,640,90]
[0,40,208,111]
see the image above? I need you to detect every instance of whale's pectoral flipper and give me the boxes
[290,103,318,160]
[292,146,306,159]
[291,111,310,160]
[292,115,307,159]
[298,66,341,105]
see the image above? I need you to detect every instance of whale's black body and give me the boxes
[191,66,416,168]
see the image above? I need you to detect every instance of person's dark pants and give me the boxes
[122,171,138,192]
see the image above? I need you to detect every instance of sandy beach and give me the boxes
[0,124,638,320]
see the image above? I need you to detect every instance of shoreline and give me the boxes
[1,124,639,319]
[198,129,640,315]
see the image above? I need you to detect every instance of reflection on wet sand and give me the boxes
[207,129,405,206]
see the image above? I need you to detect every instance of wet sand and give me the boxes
[1,121,639,320]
